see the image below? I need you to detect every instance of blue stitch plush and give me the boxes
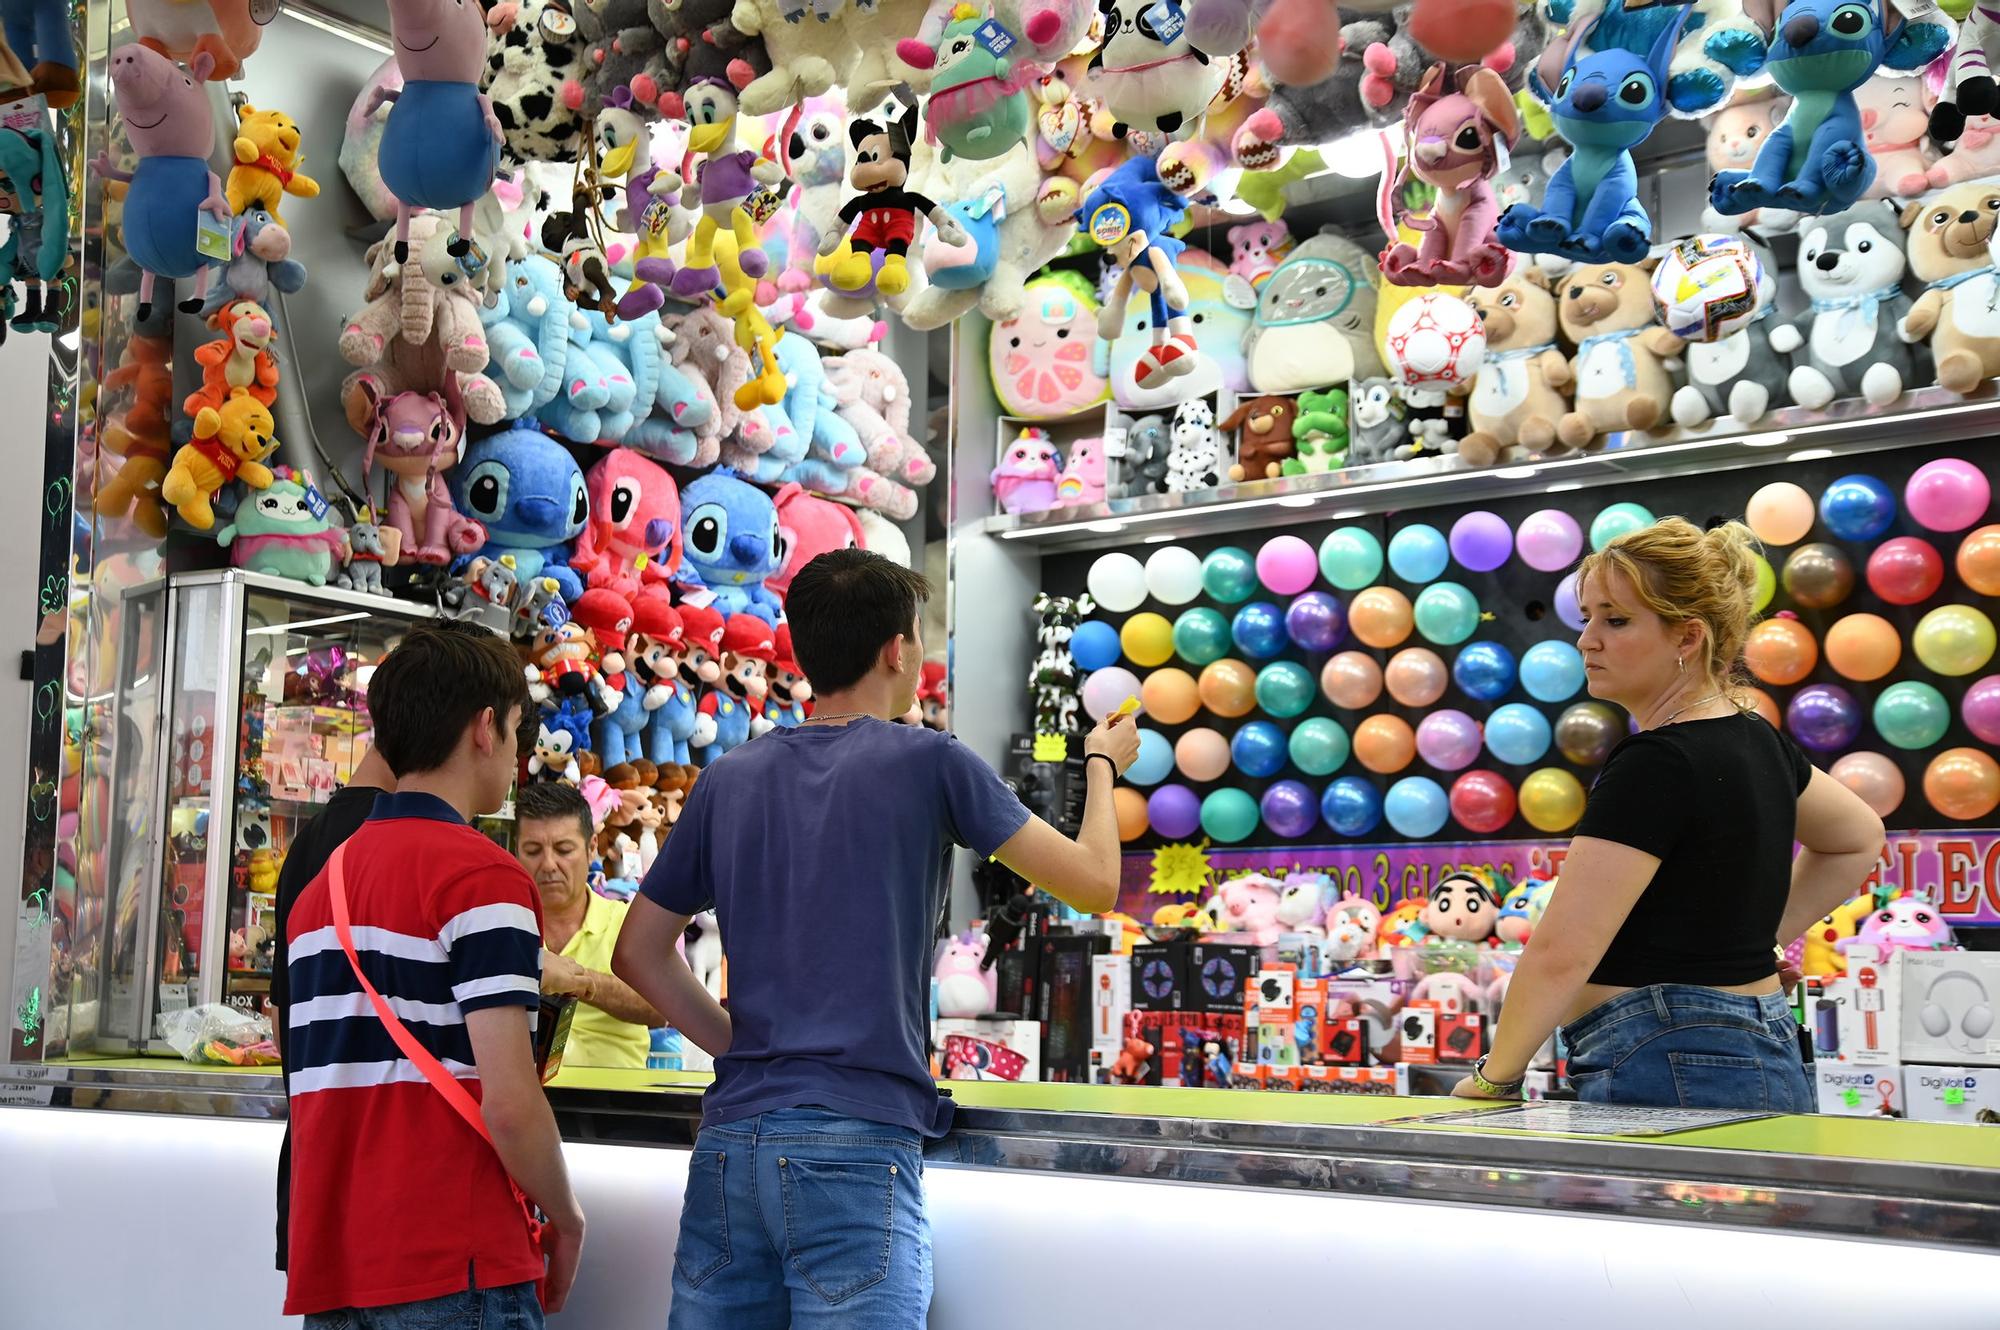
[450,424,589,601]
[1710,0,1952,218]
[677,469,784,626]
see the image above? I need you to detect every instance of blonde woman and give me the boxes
[1456,518,1884,1111]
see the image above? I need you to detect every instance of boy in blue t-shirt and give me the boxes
[616,549,1139,1329]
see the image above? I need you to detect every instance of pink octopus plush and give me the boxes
[1379,63,1520,288]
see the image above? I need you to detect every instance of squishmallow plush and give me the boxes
[990,269,1110,418]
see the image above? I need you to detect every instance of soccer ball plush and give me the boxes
[1385,293,1486,389]
[1650,234,1767,343]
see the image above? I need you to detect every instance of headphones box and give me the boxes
[1904,1067,2000,1124]
[1899,952,2000,1067]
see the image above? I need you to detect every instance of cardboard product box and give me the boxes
[1186,944,1261,1013]
[936,1018,1042,1083]
[1274,932,1324,976]
[1815,1064,1905,1118]
[1904,1066,2000,1124]
[1250,966,1298,1023]
[1398,1002,1440,1065]
[1898,951,2000,1068]
[1302,1064,1409,1096]
[1039,934,1111,1081]
[1438,1011,1487,1064]
[1522,1070,1562,1101]
[1830,947,1903,1067]
[1264,1065,1304,1092]
[1090,953,1131,1052]
[1320,1016,1371,1066]
[1131,943,1188,1012]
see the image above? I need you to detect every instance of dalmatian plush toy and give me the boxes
[1165,398,1225,493]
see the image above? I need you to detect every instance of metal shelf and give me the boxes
[983,384,2000,552]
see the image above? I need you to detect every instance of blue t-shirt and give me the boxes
[640,718,1030,1137]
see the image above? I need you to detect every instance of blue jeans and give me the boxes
[303,1281,542,1330]
[1563,984,1813,1113]
[668,1108,931,1330]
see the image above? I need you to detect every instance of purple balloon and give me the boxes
[1450,511,1514,573]
[1964,674,2000,746]
[1554,571,1586,633]
[1787,684,1863,753]
[1516,509,1585,573]
[1285,591,1347,651]
[1416,709,1484,771]
[1261,780,1320,838]
[1147,784,1202,840]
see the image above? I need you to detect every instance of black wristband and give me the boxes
[1086,752,1118,777]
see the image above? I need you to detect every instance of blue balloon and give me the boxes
[1231,601,1289,659]
[1485,703,1553,765]
[1519,641,1586,703]
[1384,776,1450,838]
[1071,620,1122,672]
[1128,728,1174,785]
[1453,640,1518,702]
[1231,721,1289,778]
[1389,524,1449,584]
[1820,474,1897,543]
[1322,777,1383,837]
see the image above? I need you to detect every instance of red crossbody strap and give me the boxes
[328,842,493,1142]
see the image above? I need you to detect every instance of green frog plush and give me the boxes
[1284,387,1348,475]
[216,476,349,586]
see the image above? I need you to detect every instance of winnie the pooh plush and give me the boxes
[161,388,278,530]
[1555,261,1681,452]
[228,106,322,227]
[1898,181,2000,396]
[1462,268,1572,466]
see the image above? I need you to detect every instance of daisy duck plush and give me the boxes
[1079,155,1195,389]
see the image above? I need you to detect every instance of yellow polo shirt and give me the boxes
[556,891,652,1069]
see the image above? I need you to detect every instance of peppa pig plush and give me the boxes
[1838,894,1956,957]
[934,930,998,1018]
[372,0,504,265]
[990,426,1061,515]
[1212,873,1285,945]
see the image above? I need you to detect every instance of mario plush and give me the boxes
[819,104,967,296]
[765,623,813,728]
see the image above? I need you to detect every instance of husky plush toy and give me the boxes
[1768,200,1923,408]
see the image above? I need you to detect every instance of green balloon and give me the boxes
[1590,502,1656,551]
[1256,660,1316,718]
[1201,787,1261,843]
[1319,527,1384,591]
[1172,607,1233,666]
[1874,681,1951,750]
[1413,581,1481,646]
[1202,546,1259,604]
[1289,717,1350,775]
[1752,555,1776,614]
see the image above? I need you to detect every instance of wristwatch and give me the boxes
[1470,1055,1524,1098]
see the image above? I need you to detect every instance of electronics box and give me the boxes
[1090,953,1131,1052]
[1039,934,1112,1081]
[1303,1064,1410,1096]
[1829,947,1904,1067]
[1904,1066,2000,1124]
[1320,1016,1370,1066]
[1898,951,2000,1068]
[1438,1011,1486,1064]
[1006,733,1087,837]
[1399,1002,1440,1065]
[1131,942,1188,1012]
[1186,943,1260,1013]
[1814,1064,1905,1119]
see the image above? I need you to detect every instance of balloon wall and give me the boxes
[1046,443,1999,848]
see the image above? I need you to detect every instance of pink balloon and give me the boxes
[1516,509,1585,573]
[1965,675,2000,746]
[1321,651,1384,709]
[1416,709,1484,771]
[1830,751,1906,819]
[1257,535,1320,595]
[1905,458,1993,534]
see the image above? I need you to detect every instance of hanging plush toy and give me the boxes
[908,3,1037,163]
[95,46,229,321]
[1926,0,1998,147]
[0,117,69,337]
[820,104,967,296]
[669,77,777,300]
[184,299,278,417]
[1379,63,1519,287]
[199,207,308,318]
[227,106,322,228]
[217,476,351,587]
[482,0,590,167]
[596,93,684,318]
[1085,0,1227,138]
[4,0,78,104]
[162,388,279,531]
[373,0,505,264]
[1710,0,1951,219]
[1080,154,1195,389]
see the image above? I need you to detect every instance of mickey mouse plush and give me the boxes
[820,104,966,296]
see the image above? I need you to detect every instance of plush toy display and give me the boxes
[482,0,590,166]
[1709,0,1950,220]
[1768,200,1919,408]
[452,424,590,598]
[906,3,1036,163]
[1461,268,1572,465]
[1086,0,1228,138]
[1379,63,1519,287]
[1082,156,1196,390]
[1219,395,1297,481]
[128,0,262,83]
[596,96,683,318]
[217,476,350,586]
[821,106,966,297]
[1106,411,1169,497]
[991,426,1062,514]
[0,118,69,336]
[335,512,399,594]
[340,212,507,431]
[1245,230,1384,392]
[95,301,177,538]
[162,388,279,530]
[678,468,785,624]
[1554,259,1679,448]
[671,79,780,299]
[1698,91,1796,233]
[1898,182,2000,398]
[1289,387,1348,473]
[570,446,682,598]
[1164,398,1225,492]
[184,299,278,418]
[989,270,1109,417]
[1669,261,1787,427]
[227,105,321,228]
[1857,74,1935,201]
[359,378,487,566]
[1926,1,2000,147]
[96,46,230,320]
[199,208,308,318]
[1227,219,1292,286]
[374,0,505,263]
[5,0,79,104]
[1345,375,1407,465]
[1054,436,1106,504]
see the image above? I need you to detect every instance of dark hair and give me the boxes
[367,620,530,777]
[785,548,931,693]
[514,779,595,844]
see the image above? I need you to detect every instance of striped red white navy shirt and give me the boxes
[282,791,545,1316]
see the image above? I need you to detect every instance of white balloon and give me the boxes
[1144,546,1204,605]
[1081,666,1142,722]
[1087,552,1147,612]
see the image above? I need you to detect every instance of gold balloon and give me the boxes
[1114,787,1151,841]
[1520,768,1587,832]
[1321,651,1384,710]
[1744,618,1819,686]
[1349,586,1415,650]
[1781,543,1855,610]
[1120,612,1176,667]
[1198,658,1258,719]
[1958,525,2000,597]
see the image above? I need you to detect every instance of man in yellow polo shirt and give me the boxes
[515,782,664,1068]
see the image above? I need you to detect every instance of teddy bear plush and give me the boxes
[1461,267,1572,465]
[227,105,322,227]
[1769,200,1921,410]
[1219,395,1297,481]
[1554,260,1681,451]
[1898,182,2000,397]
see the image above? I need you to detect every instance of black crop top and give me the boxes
[1573,711,1814,987]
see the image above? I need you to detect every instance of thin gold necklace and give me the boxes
[1657,692,1724,727]
[802,710,870,726]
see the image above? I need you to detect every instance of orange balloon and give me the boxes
[1349,586,1415,649]
[1824,613,1903,682]
[1925,747,2000,821]
[1141,668,1200,725]
[1114,787,1150,841]
[1736,686,1782,727]
[1959,525,2000,596]
[1744,618,1819,685]
[1385,648,1449,707]
[1321,651,1384,710]
[1354,714,1417,773]
[1198,658,1258,719]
